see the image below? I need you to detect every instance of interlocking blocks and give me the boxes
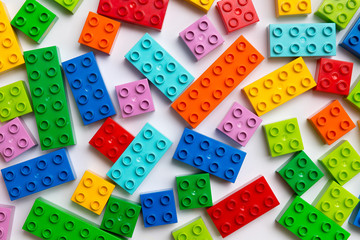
[140,189,177,227]
[107,123,172,194]
[172,217,213,240]
[173,128,246,183]
[275,0,312,17]
[115,79,155,118]
[308,100,355,145]
[349,196,360,227]
[1,148,76,201]
[0,204,14,240]
[172,35,264,128]
[125,33,194,101]
[179,15,224,61]
[54,0,83,13]
[24,46,76,150]
[340,15,360,58]
[207,176,279,238]
[71,170,115,215]
[62,52,115,125]
[184,0,215,12]
[217,102,262,146]
[97,0,169,30]
[78,12,120,54]
[11,0,57,43]
[347,77,360,110]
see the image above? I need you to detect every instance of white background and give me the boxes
[1,0,360,239]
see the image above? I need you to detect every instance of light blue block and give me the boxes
[340,15,360,59]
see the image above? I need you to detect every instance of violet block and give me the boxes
[0,204,15,240]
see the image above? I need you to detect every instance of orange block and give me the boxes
[171,35,264,128]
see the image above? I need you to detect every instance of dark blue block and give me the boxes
[340,15,360,59]
[349,195,360,227]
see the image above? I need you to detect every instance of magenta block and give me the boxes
[0,117,37,162]
[115,79,155,118]
[0,204,15,240]
[179,15,224,61]
[217,102,262,146]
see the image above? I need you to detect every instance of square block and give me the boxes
[340,15,360,59]
[183,0,215,12]
[349,196,360,227]
[0,204,15,240]
[275,0,311,17]
[54,0,83,13]
[172,217,213,239]
[346,77,360,110]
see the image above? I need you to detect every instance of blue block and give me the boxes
[140,189,177,227]
[173,128,246,183]
[62,52,115,125]
[1,149,76,201]
[269,23,336,57]
[125,33,194,101]
[340,16,360,59]
[107,123,172,194]
[349,195,360,227]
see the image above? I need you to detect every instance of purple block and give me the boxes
[217,102,262,146]
[115,79,155,118]
[179,15,224,61]
[0,204,15,240]
[0,117,37,162]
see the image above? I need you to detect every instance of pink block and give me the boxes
[0,205,15,240]
[0,117,37,162]
[179,15,224,61]
[217,102,262,146]
[115,79,155,118]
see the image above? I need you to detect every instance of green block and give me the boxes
[277,151,324,195]
[24,46,76,150]
[11,0,57,43]
[0,80,33,122]
[172,217,213,240]
[100,195,141,238]
[277,195,351,240]
[54,0,83,14]
[315,0,360,30]
[263,118,304,157]
[176,173,213,210]
[346,79,360,111]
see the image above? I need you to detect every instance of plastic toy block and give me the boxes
[1,148,76,201]
[172,35,264,128]
[0,117,37,162]
[10,0,57,43]
[100,195,141,237]
[277,151,324,195]
[349,196,360,227]
[207,176,279,238]
[314,58,353,95]
[340,15,360,58]
[172,217,213,240]
[277,196,351,240]
[0,81,33,122]
[243,57,316,116]
[217,102,262,146]
[97,0,169,30]
[125,33,194,102]
[54,0,83,13]
[179,15,224,61]
[115,79,155,118]
[23,198,125,240]
[275,0,312,17]
[107,123,172,194]
[63,52,116,125]
[173,128,246,183]
[308,100,355,145]
[24,46,76,151]
[314,181,359,225]
[89,117,134,163]
[78,12,120,54]
[183,0,215,12]
[176,173,212,210]
[347,77,360,110]
[0,204,15,240]
[71,170,115,215]
[140,189,177,227]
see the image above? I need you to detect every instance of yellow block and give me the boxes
[184,0,215,12]
[275,0,311,17]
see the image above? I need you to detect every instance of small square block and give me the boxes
[346,78,360,110]
[349,196,360,227]
[275,0,312,17]
[172,217,213,239]
[183,0,215,12]
[54,0,83,13]
[0,204,15,240]
[340,15,360,58]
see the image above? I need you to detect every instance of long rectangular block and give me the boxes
[0,204,15,240]
[275,0,312,17]
[340,15,360,59]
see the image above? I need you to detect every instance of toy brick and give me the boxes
[340,15,360,58]
[0,81,33,122]
[54,0,83,13]
[24,46,76,150]
[349,196,360,227]
[173,128,246,183]
[172,35,264,128]
[78,12,120,54]
[172,217,213,239]
[89,117,134,163]
[140,189,177,227]
[107,123,172,194]
[115,79,155,118]
[217,102,262,146]
[1,148,76,201]
[176,173,213,210]
[277,151,324,195]
[183,0,215,12]
[101,195,141,237]
[11,0,57,43]
[275,0,312,17]
[125,33,194,102]
[346,77,360,110]
[277,196,351,240]
[62,52,116,125]
[97,0,169,30]
[179,15,224,61]
[0,204,15,240]
[308,100,355,145]
[71,170,115,215]
[269,23,336,57]
[207,176,279,238]
[243,57,316,116]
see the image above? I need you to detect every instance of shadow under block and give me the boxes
[275,0,312,17]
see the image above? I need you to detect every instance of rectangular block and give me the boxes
[184,0,215,12]
[340,15,360,58]
[172,217,213,239]
[349,196,360,227]
[0,204,15,240]
[275,0,312,17]
[347,79,360,110]
[54,0,83,13]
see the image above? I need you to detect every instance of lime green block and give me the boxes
[346,80,360,110]
[54,0,83,13]
[172,217,213,240]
